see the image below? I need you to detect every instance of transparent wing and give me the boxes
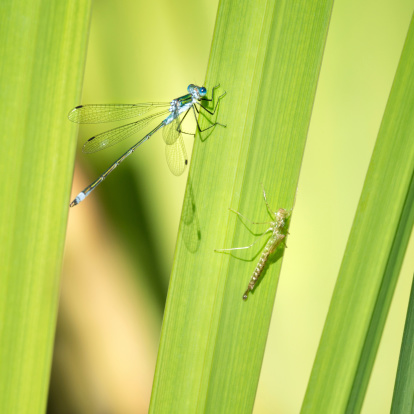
[68,102,170,124]
[165,134,188,176]
[162,112,181,145]
[82,109,169,153]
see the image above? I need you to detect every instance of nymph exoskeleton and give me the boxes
[215,187,291,300]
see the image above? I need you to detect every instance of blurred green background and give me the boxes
[49,0,414,412]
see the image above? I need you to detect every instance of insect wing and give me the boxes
[165,134,187,176]
[162,112,181,145]
[68,102,169,124]
[82,109,169,153]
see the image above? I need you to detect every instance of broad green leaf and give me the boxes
[301,13,414,414]
[0,1,91,412]
[150,0,334,412]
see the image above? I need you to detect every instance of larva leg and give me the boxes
[215,228,272,253]
[228,208,272,225]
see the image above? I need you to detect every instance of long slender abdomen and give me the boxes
[242,234,285,301]
[242,250,270,301]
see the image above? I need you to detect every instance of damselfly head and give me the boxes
[187,84,206,99]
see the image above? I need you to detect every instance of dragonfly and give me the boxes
[68,84,226,207]
[215,187,291,300]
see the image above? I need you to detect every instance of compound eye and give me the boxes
[200,87,207,95]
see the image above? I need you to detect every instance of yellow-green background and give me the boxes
[49,0,414,412]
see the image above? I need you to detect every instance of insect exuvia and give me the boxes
[215,187,291,300]
[68,84,226,207]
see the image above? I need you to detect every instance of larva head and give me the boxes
[275,208,290,228]
[276,208,289,219]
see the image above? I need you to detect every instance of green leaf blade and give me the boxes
[0,1,91,412]
[391,275,414,414]
[150,0,334,412]
[301,13,414,414]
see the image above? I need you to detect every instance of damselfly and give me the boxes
[68,84,226,207]
[215,187,291,300]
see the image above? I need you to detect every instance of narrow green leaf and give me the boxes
[150,0,333,412]
[391,276,414,413]
[301,13,414,414]
[0,1,91,412]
